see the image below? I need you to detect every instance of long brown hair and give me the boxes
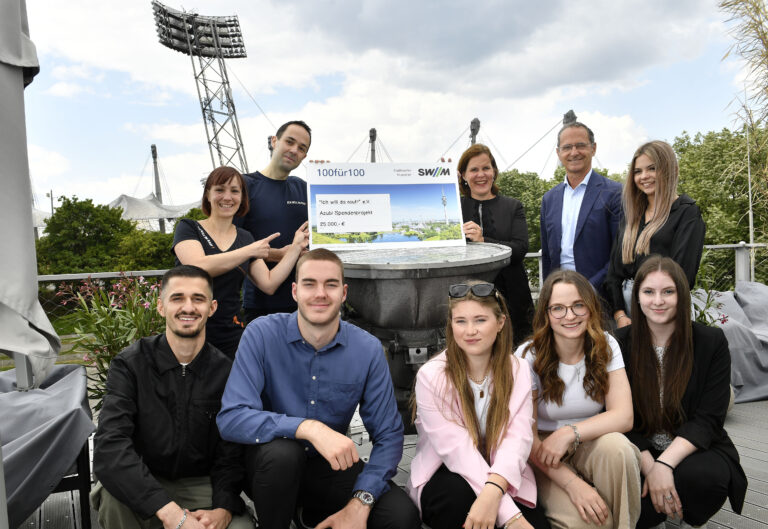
[621,141,679,263]
[522,270,611,405]
[457,144,500,197]
[417,280,516,458]
[629,255,693,435]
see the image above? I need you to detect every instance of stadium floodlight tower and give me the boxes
[152,0,249,173]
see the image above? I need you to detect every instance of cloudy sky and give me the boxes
[24,0,747,211]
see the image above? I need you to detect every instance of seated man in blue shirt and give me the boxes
[217,249,420,529]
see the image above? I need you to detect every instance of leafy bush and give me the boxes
[57,274,164,410]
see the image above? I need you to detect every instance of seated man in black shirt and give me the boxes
[90,265,252,529]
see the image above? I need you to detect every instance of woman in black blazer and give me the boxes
[458,143,533,345]
[606,140,705,329]
[614,256,746,528]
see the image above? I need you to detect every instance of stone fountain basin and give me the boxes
[336,243,511,329]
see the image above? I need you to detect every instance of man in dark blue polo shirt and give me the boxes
[236,120,310,321]
[217,249,420,529]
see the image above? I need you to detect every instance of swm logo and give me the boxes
[417,167,451,177]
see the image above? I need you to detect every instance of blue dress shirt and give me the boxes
[560,169,592,271]
[217,312,403,500]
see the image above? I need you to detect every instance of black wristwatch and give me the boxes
[352,490,375,507]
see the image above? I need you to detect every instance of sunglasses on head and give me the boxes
[448,283,497,299]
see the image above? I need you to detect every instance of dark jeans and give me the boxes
[637,448,731,528]
[420,465,551,529]
[245,438,421,529]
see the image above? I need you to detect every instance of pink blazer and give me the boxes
[407,352,538,526]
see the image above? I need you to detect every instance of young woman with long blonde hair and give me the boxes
[408,281,549,529]
[605,140,705,328]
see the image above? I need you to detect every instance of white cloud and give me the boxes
[124,121,208,147]
[27,0,724,101]
[28,144,71,182]
[51,63,102,81]
[46,81,93,97]
[23,0,739,211]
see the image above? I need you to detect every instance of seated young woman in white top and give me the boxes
[515,270,641,529]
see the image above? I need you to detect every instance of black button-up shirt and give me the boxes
[93,334,245,519]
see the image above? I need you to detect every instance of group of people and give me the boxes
[460,122,706,343]
[86,119,746,529]
[410,258,746,529]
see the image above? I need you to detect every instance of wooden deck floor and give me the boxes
[18,400,768,529]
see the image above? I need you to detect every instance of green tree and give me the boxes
[37,196,135,274]
[674,127,768,287]
[720,0,768,123]
[496,169,559,255]
[674,129,760,245]
[179,207,206,221]
[116,230,175,270]
[495,169,559,287]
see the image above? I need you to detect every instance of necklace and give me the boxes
[468,372,490,398]
[468,371,488,384]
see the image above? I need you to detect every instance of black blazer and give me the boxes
[604,194,705,314]
[461,194,533,344]
[615,323,747,513]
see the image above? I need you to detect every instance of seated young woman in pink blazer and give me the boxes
[407,281,550,529]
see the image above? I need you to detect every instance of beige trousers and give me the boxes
[90,476,253,529]
[534,431,642,529]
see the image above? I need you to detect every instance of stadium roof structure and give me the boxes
[109,193,200,221]
[32,208,50,229]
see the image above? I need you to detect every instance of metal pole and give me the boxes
[470,118,480,145]
[0,431,8,529]
[734,241,751,283]
[151,145,165,233]
[369,128,377,163]
[745,87,755,280]
[49,190,54,214]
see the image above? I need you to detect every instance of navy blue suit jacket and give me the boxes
[540,170,623,294]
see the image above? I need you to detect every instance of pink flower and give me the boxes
[143,301,151,309]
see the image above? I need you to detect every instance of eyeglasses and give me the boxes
[547,302,588,319]
[558,143,592,153]
[449,283,496,299]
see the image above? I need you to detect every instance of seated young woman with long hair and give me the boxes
[407,281,550,529]
[515,270,641,529]
[615,256,747,528]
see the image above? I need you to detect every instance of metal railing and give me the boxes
[36,243,766,324]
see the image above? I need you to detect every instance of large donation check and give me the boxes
[307,162,465,250]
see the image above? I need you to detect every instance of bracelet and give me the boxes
[504,512,523,528]
[175,509,188,529]
[565,423,581,452]
[655,459,675,471]
[485,480,506,495]
[562,475,577,489]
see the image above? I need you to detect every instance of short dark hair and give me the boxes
[557,122,595,147]
[201,166,249,217]
[295,248,344,282]
[276,120,312,147]
[161,265,213,297]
